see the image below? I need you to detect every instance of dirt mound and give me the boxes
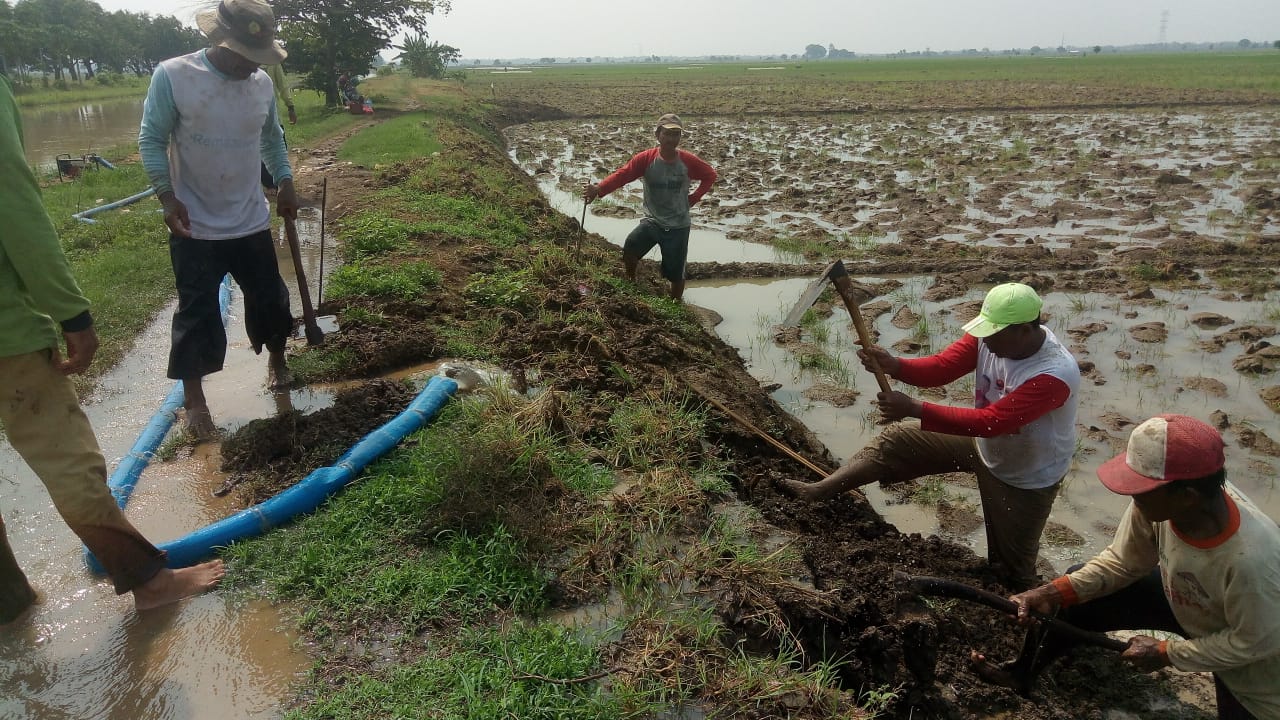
[219,379,417,503]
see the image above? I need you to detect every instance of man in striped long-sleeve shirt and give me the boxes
[583,113,717,301]
[781,283,1081,590]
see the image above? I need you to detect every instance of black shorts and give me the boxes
[166,229,292,380]
[623,220,690,282]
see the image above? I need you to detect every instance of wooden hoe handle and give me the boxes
[827,261,892,395]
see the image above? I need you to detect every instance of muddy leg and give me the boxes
[267,349,292,389]
[182,377,216,439]
[669,279,686,302]
[778,458,877,501]
[622,251,641,282]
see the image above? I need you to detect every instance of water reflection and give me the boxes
[19,98,145,170]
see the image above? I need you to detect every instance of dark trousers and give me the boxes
[1016,565,1255,720]
[167,230,292,380]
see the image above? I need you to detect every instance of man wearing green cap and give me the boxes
[781,283,1081,590]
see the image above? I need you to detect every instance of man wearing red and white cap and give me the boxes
[971,415,1280,719]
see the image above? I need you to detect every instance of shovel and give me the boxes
[282,215,325,346]
[782,260,891,394]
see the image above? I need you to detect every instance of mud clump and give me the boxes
[220,379,417,504]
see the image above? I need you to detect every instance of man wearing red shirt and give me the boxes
[583,113,717,301]
[782,283,1080,590]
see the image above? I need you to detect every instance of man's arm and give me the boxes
[138,64,178,195]
[918,374,1071,437]
[260,101,291,186]
[680,150,717,205]
[590,149,656,199]
[895,334,979,387]
[0,78,93,335]
[265,64,296,124]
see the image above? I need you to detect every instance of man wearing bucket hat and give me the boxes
[139,0,297,438]
[970,415,1280,719]
[782,282,1081,590]
[582,113,717,301]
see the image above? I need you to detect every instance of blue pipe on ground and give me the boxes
[103,278,232,509]
[86,375,458,573]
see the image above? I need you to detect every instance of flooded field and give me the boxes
[506,109,1280,569]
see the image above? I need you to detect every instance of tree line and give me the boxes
[0,0,456,107]
[0,0,204,84]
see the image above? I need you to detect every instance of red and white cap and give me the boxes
[1097,414,1226,495]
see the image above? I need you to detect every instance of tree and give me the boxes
[1238,39,1252,48]
[803,43,826,60]
[1093,45,1101,54]
[274,0,450,106]
[1274,40,1280,50]
[395,33,458,78]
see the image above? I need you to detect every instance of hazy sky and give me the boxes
[95,0,1279,59]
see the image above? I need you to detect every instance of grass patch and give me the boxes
[37,164,173,385]
[337,210,413,261]
[325,261,442,302]
[289,622,629,720]
[339,114,442,169]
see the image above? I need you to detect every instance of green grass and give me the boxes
[325,261,442,302]
[338,114,443,168]
[9,75,151,107]
[289,622,628,720]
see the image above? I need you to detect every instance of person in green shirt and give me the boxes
[0,76,226,625]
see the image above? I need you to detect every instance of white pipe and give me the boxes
[72,187,157,224]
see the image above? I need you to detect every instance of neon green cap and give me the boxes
[961,283,1043,338]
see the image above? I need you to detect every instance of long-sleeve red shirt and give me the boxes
[897,334,1072,438]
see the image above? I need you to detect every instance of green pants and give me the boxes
[0,349,166,621]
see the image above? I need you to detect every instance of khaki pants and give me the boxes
[0,349,165,620]
[859,420,1061,590]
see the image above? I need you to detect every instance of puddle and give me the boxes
[0,209,340,717]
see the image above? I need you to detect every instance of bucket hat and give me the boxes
[196,0,287,66]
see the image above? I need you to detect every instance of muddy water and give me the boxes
[510,116,1280,576]
[18,98,145,170]
[0,206,336,718]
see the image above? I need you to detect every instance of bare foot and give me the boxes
[184,406,217,440]
[132,560,226,611]
[777,478,835,501]
[0,587,42,628]
[967,651,1029,693]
